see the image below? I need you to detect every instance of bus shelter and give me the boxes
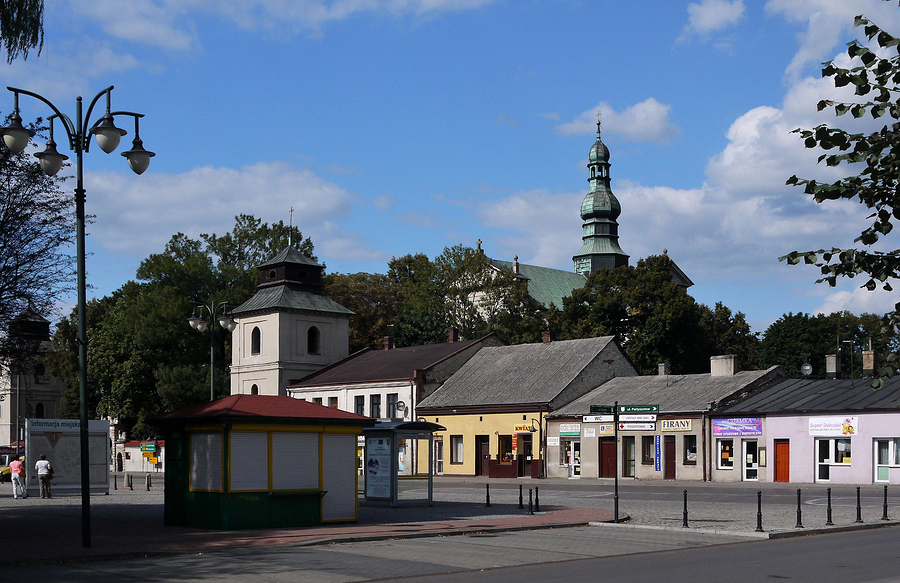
[363,421,444,507]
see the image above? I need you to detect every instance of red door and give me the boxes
[599,437,616,477]
[774,440,790,482]
[664,436,676,479]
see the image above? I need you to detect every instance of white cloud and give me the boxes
[680,0,745,39]
[814,285,897,316]
[556,98,680,143]
[83,161,356,257]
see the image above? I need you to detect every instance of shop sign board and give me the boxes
[559,423,581,436]
[712,418,762,437]
[661,419,693,432]
[547,436,560,447]
[809,416,858,436]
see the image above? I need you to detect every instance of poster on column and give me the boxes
[365,437,392,499]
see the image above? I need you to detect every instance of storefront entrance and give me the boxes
[599,437,616,478]
[774,439,790,482]
[564,439,581,478]
[742,439,758,481]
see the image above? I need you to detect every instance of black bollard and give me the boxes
[883,485,890,521]
[795,488,804,528]
[146,474,151,491]
[485,483,491,507]
[113,474,117,491]
[683,490,689,528]
[535,487,540,512]
[855,486,863,523]
[519,484,524,509]
[826,487,833,526]
[128,473,133,491]
[755,491,764,532]
[528,488,534,515]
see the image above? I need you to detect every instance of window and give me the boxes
[308,326,321,355]
[313,397,322,406]
[718,439,734,469]
[34,363,46,384]
[35,403,44,418]
[251,327,261,355]
[328,397,338,409]
[370,394,381,418]
[387,393,399,418]
[683,435,698,464]
[498,435,513,463]
[450,435,464,464]
[250,384,259,395]
[641,436,654,464]
[623,436,636,477]
[354,395,365,416]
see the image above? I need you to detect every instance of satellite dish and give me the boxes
[801,363,813,377]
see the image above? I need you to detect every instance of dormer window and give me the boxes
[268,269,277,280]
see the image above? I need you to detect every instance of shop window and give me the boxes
[328,397,338,409]
[450,435,464,464]
[370,394,381,419]
[641,435,654,464]
[623,436,635,478]
[683,435,697,464]
[718,439,734,469]
[354,395,365,416]
[498,435,513,463]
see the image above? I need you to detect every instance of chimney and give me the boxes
[448,328,460,343]
[863,349,876,378]
[825,354,840,379]
[383,336,394,351]
[659,363,671,376]
[710,355,739,376]
[542,330,551,344]
[513,255,520,275]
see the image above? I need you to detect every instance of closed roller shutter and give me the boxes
[322,433,357,521]
[230,432,269,491]
[190,432,223,492]
[273,432,319,490]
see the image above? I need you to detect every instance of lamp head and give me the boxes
[90,112,126,153]
[121,135,155,175]
[0,112,35,154]
[34,137,68,176]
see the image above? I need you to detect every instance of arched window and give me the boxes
[34,363,46,384]
[250,384,259,395]
[35,403,44,418]
[251,327,261,355]
[308,326,321,355]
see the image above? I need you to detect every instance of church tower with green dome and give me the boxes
[572,120,629,276]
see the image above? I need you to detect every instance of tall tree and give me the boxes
[0,0,43,63]
[556,255,712,374]
[700,302,760,369]
[0,114,73,360]
[780,6,900,382]
[323,272,400,353]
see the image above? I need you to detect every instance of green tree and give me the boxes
[323,272,401,353]
[557,255,713,374]
[0,0,43,63]
[0,114,73,358]
[780,7,900,382]
[700,302,760,369]
[388,253,447,346]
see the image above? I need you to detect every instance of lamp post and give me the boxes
[188,302,236,401]
[1,86,153,548]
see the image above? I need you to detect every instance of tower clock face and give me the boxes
[574,258,590,273]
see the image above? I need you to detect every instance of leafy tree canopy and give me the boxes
[0,0,42,63]
[323,272,401,353]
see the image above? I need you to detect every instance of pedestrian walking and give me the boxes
[9,456,26,498]
[35,454,52,499]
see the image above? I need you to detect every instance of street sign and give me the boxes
[618,423,656,431]
[148,456,158,465]
[619,405,659,414]
[140,442,156,453]
[142,451,153,458]
[583,415,614,423]
[619,414,657,422]
[590,405,614,414]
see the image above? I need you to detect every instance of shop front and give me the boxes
[710,417,764,483]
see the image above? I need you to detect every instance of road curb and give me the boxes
[588,518,900,539]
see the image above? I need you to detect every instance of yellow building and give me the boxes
[417,335,637,478]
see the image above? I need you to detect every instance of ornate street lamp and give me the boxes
[0,85,152,549]
[188,302,236,401]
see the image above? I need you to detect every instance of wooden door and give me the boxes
[599,437,616,478]
[774,439,790,482]
[664,436,676,479]
[476,437,491,476]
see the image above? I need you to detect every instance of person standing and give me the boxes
[9,457,26,499]
[35,454,52,499]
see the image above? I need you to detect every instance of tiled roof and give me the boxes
[292,337,493,387]
[232,284,353,316]
[154,395,375,424]
[257,246,321,269]
[418,336,619,408]
[489,259,586,309]
[721,376,900,414]
[550,367,786,417]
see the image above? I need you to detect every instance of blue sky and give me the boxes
[5,0,900,334]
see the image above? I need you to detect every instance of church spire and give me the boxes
[572,119,629,276]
